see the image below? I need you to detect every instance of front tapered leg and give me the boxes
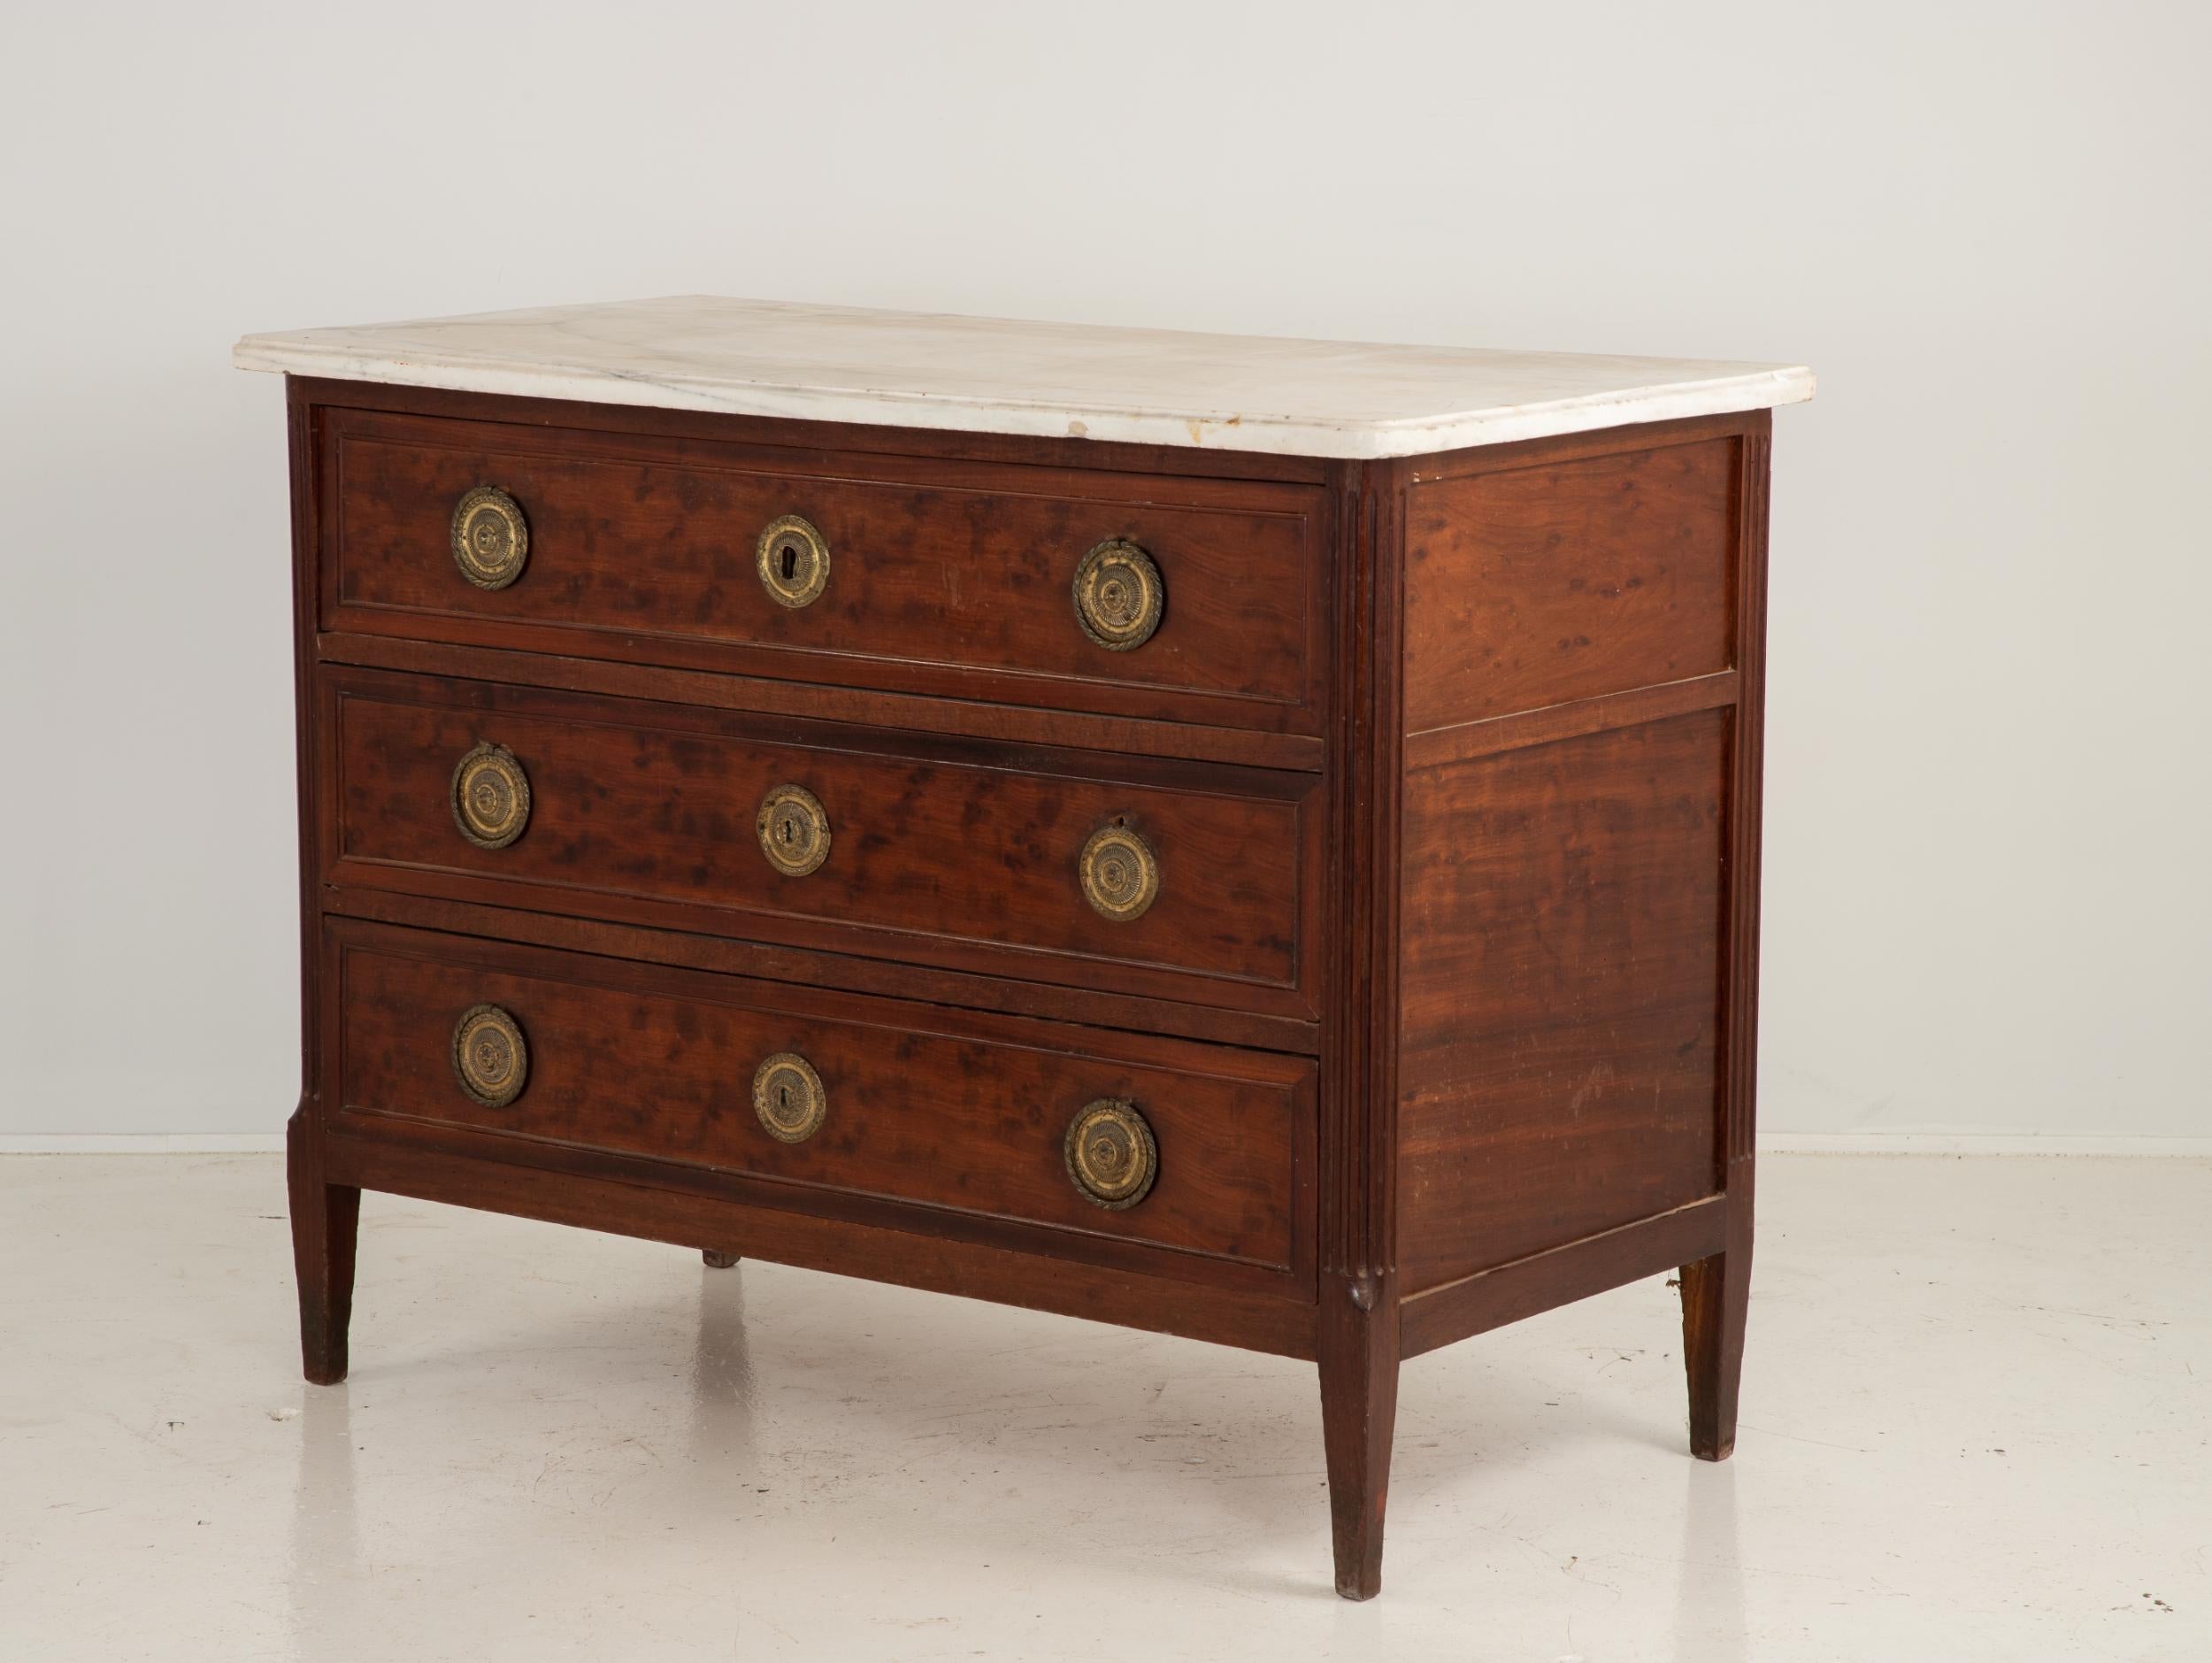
[1317,1274,1401,1599]
[287,1109,359,1386]
[1680,1196,1752,1459]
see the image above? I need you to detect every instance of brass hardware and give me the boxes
[757,782,832,877]
[452,1005,528,1109]
[753,1051,827,1143]
[449,743,531,850]
[1071,538,1164,651]
[450,486,529,589]
[1078,820,1159,921]
[1064,1098,1157,1210]
[757,514,830,608]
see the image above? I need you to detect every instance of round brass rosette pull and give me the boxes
[756,783,831,877]
[1078,819,1159,922]
[1065,1098,1157,1210]
[449,743,531,850]
[452,1005,528,1109]
[757,514,830,608]
[753,1052,827,1143]
[450,486,529,589]
[1071,538,1164,651]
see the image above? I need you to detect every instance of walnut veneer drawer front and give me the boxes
[331,922,1313,1288]
[322,407,1326,733]
[326,669,1320,1017]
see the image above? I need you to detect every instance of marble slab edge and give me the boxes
[233,337,1812,461]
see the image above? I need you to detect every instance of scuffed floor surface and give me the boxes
[1,1154,2205,1661]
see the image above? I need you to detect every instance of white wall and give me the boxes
[3,1,2207,1141]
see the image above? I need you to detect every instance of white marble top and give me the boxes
[234,296,1812,460]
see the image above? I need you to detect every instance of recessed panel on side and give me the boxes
[1395,709,1729,1292]
[1402,438,1738,732]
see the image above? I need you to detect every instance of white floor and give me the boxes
[2,1156,2204,1662]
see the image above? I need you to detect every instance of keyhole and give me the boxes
[780,821,795,845]
[780,542,798,581]
[779,1085,792,1111]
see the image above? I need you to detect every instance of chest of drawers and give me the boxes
[237,297,1810,1598]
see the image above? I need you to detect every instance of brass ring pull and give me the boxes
[756,783,832,877]
[450,486,529,589]
[1079,819,1159,921]
[754,1052,827,1143]
[757,514,830,608]
[1071,538,1163,651]
[452,1005,528,1109]
[450,743,531,850]
[1065,1098,1157,1210]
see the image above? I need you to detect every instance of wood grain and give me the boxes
[1400,1196,1727,1359]
[326,1120,1320,1359]
[1394,709,1730,1292]
[285,1103,357,1384]
[1681,1211,1752,1460]
[317,631,1325,774]
[1402,670,1738,774]
[324,406,1326,735]
[1318,1272,1399,1599]
[326,667,1318,1014]
[1678,419,1775,1462]
[285,382,358,1386]
[333,920,1314,1282]
[268,373,1789,1602]
[326,884,1323,1057]
[1402,437,1737,732]
[1314,458,1409,1599]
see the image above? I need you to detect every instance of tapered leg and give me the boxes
[287,1110,359,1386]
[1680,1197,1752,1460]
[702,1251,740,1269]
[1317,1274,1401,1600]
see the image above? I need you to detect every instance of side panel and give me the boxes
[1394,415,1761,1296]
[1402,436,1737,732]
[1397,711,1728,1287]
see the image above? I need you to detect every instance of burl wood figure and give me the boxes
[236,297,1810,1598]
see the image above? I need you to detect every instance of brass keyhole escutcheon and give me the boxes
[450,486,529,590]
[756,783,831,877]
[1078,819,1159,922]
[1071,538,1164,651]
[452,1004,529,1109]
[449,743,531,850]
[757,514,830,608]
[753,1051,826,1143]
[1064,1098,1157,1210]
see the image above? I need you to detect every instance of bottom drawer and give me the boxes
[326,920,1314,1289]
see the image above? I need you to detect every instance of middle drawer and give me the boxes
[323,668,1321,1018]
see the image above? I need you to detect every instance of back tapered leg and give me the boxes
[1680,1197,1752,1459]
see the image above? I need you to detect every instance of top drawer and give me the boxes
[319,406,1327,734]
